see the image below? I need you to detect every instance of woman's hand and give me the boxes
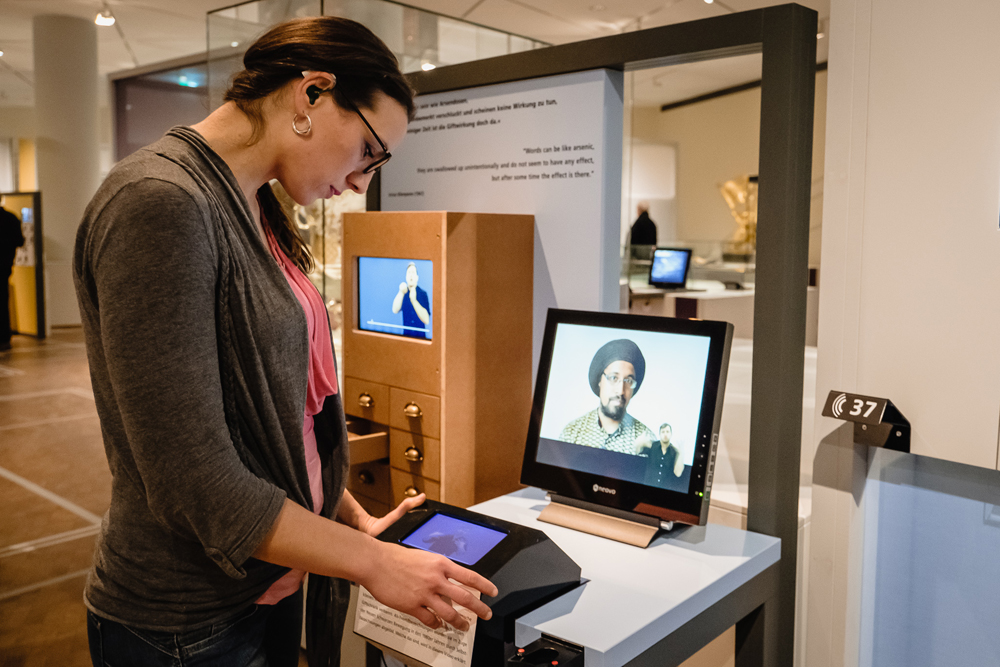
[360,493,426,537]
[364,540,498,631]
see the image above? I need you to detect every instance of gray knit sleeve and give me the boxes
[86,177,286,575]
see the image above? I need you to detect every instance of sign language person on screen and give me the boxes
[391,261,430,338]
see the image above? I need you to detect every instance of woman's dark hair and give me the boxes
[224,16,416,274]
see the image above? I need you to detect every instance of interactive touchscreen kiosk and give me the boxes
[521,309,733,545]
[648,247,692,289]
[361,500,581,667]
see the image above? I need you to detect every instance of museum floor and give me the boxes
[0,329,310,667]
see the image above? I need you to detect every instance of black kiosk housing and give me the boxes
[376,500,582,666]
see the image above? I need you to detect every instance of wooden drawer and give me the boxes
[390,469,440,505]
[348,460,390,505]
[390,429,440,481]
[344,377,389,425]
[389,388,440,438]
[347,430,389,465]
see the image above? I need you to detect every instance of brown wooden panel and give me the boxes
[343,376,389,425]
[469,213,534,504]
[347,460,390,505]
[343,212,444,396]
[390,469,440,505]
[389,428,441,481]
[389,388,440,439]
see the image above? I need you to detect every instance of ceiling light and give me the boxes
[95,9,115,27]
[0,51,4,57]
[231,41,239,48]
[421,62,436,71]
[817,31,825,39]
[704,0,714,3]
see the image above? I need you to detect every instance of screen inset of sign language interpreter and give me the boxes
[535,322,712,494]
[401,513,507,566]
[358,257,433,340]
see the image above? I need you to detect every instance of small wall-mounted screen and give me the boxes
[649,248,692,289]
[358,257,433,340]
[401,513,507,566]
[536,322,712,494]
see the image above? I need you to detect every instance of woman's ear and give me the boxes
[301,71,337,106]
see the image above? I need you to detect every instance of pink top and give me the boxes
[257,225,339,605]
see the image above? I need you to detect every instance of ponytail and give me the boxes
[257,182,314,274]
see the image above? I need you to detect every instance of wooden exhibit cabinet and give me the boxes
[342,211,534,513]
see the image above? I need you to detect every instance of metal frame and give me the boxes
[370,4,815,664]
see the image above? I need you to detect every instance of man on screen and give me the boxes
[639,423,685,487]
[559,339,657,454]
[391,262,430,339]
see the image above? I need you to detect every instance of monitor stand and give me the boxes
[538,494,673,548]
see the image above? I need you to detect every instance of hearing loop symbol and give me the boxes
[292,112,312,136]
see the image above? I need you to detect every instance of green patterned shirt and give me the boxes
[558,408,656,454]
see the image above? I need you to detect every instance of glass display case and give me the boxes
[623,240,755,291]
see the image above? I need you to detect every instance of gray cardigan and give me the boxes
[73,127,350,649]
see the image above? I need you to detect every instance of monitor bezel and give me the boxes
[520,309,733,526]
[648,247,693,289]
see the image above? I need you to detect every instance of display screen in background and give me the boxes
[358,257,433,339]
[401,513,507,566]
[536,322,711,493]
[649,248,691,287]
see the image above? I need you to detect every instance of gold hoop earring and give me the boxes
[292,112,312,136]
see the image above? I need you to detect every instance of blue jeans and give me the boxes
[87,590,302,667]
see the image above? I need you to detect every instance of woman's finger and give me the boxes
[445,564,498,598]
[413,606,442,630]
[443,583,493,620]
[426,596,471,632]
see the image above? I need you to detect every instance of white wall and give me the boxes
[815,0,1000,470]
[631,70,827,265]
[809,0,1000,664]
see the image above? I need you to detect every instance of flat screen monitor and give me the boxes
[521,309,733,526]
[648,247,692,289]
[357,257,433,340]
[400,512,508,566]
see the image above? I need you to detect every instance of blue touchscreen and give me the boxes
[401,513,506,566]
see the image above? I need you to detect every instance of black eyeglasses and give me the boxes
[339,95,392,174]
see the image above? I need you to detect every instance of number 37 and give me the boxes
[850,399,878,418]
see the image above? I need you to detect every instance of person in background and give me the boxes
[74,17,495,667]
[630,201,657,248]
[0,197,25,352]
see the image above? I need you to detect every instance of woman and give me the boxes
[74,16,496,667]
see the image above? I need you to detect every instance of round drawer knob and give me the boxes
[404,486,420,498]
[403,402,423,419]
[358,393,374,409]
[403,446,424,463]
[357,470,374,485]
